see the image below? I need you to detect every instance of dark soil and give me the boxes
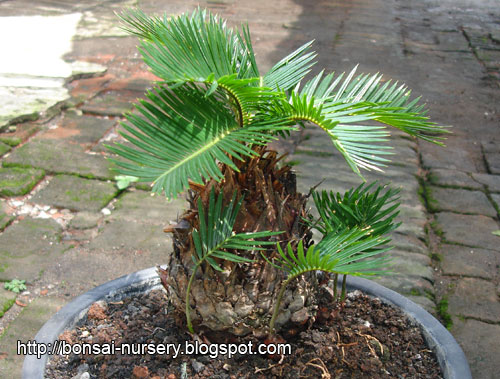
[46,289,442,378]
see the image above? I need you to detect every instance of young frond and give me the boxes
[267,226,393,333]
[266,227,391,282]
[310,182,400,237]
[107,84,292,198]
[184,189,282,332]
[119,8,259,85]
[192,189,282,272]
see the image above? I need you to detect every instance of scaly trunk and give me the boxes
[160,147,317,337]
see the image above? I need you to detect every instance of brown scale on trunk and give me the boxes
[160,147,317,337]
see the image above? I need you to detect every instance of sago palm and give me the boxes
[108,9,447,337]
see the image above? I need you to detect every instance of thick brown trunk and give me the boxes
[160,148,317,337]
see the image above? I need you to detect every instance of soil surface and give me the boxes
[46,289,442,378]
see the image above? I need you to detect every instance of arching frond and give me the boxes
[283,67,449,175]
[119,8,259,83]
[107,83,293,198]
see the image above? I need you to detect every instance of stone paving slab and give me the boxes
[0,167,45,197]
[435,212,500,250]
[0,288,16,317]
[387,251,434,282]
[440,244,500,280]
[40,221,175,299]
[0,217,67,282]
[391,232,428,255]
[427,186,497,217]
[485,152,500,175]
[0,136,21,147]
[86,219,171,256]
[471,173,500,193]
[3,139,113,179]
[81,92,135,117]
[0,122,40,147]
[39,113,115,149]
[419,139,483,173]
[428,168,482,190]
[0,200,13,231]
[0,210,13,231]
[0,141,10,157]
[373,273,433,296]
[0,296,67,379]
[31,175,117,212]
[69,211,102,230]
[447,277,500,323]
[110,190,185,225]
[451,318,500,379]
[491,193,500,214]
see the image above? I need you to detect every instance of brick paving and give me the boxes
[0,0,499,377]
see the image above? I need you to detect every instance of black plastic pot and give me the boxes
[22,267,471,378]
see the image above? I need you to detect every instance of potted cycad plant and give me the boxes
[24,8,471,378]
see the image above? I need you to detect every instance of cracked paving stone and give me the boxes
[0,295,67,379]
[429,168,482,190]
[435,212,500,250]
[491,193,500,213]
[0,199,12,224]
[471,173,500,193]
[80,92,135,116]
[420,141,479,172]
[0,217,67,282]
[110,190,185,225]
[3,139,113,179]
[447,278,500,323]
[373,273,433,296]
[451,318,500,379]
[427,186,497,217]
[485,152,500,175]
[0,141,11,156]
[69,211,102,230]
[0,167,45,197]
[87,219,172,256]
[31,175,118,212]
[0,206,14,231]
[440,244,500,279]
[39,113,115,148]
[386,251,434,282]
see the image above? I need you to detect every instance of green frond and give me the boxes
[310,182,400,237]
[284,66,448,175]
[271,227,391,280]
[263,41,317,91]
[107,83,292,198]
[119,8,259,84]
[192,189,283,272]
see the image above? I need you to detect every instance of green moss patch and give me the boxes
[0,136,21,147]
[0,141,11,156]
[0,167,45,197]
[31,175,118,212]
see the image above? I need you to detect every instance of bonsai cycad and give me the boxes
[108,9,446,337]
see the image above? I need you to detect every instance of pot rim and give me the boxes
[22,267,471,379]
